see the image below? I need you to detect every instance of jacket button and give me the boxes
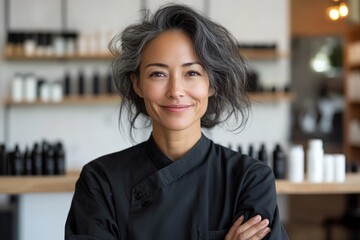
[135,192,142,200]
[141,201,151,208]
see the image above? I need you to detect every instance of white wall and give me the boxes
[0,0,290,239]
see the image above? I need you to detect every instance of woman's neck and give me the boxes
[152,125,202,161]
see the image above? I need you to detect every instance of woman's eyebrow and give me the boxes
[145,63,168,68]
[145,62,202,68]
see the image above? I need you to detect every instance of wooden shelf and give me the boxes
[276,173,360,194]
[3,92,294,106]
[0,172,79,194]
[350,142,360,148]
[4,53,114,61]
[4,95,121,106]
[1,172,360,194]
[349,99,360,105]
[239,49,288,60]
[348,62,360,70]
[250,92,295,102]
[4,50,287,61]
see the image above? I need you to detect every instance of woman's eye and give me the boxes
[186,71,201,77]
[149,72,166,78]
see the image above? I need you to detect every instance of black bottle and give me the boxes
[0,144,7,175]
[12,145,23,176]
[78,71,85,96]
[106,73,114,94]
[44,145,55,175]
[237,145,242,154]
[23,147,32,175]
[93,72,100,95]
[54,142,65,175]
[64,73,71,96]
[31,143,43,175]
[273,144,286,179]
[258,144,268,164]
[248,144,254,158]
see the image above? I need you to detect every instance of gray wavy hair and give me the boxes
[109,4,250,138]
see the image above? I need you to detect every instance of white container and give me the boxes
[54,35,65,56]
[334,154,346,183]
[51,82,63,102]
[40,82,51,102]
[24,39,36,56]
[11,74,24,102]
[323,154,335,182]
[24,74,37,102]
[307,139,324,183]
[288,145,304,183]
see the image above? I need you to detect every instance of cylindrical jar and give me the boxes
[12,74,24,102]
[323,154,335,182]
[334,154,346,182]
[288,145,304,183]
[24,74,37,102]
[307,139,324,183]
[51,81,63,102]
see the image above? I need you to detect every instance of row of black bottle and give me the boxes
[246,69,290,94]
[6,31,78,57]
[0,141,66,176]
[229,143,286,179]
[64,71,117,96]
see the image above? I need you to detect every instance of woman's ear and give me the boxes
[131,74,143,98]
[208,86,215,97]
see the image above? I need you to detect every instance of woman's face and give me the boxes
[132,30,212,133]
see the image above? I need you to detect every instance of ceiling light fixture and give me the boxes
[327,0,348,21]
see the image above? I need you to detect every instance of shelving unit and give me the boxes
[344,24,360,163]
[1,172,360,195]
[4,53,114,61]
[3,49,286,61]
[3,92,294,107]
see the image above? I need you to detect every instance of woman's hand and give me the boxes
[224,215,271,240]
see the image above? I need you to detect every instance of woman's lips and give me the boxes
[162,104,192,112]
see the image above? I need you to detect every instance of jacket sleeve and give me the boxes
[235,162,288,240]
[65,163,120,240]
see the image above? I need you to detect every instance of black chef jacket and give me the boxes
[65,134,288,240]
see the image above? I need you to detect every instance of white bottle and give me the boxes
[24,74,37,102]
[40,82,51,102]
[54,33,65,57]
[11,74,24,102]
[51,81,63,102]
[323,154,335,182]
[288,145,304,183]
[307,139,324,183]
[24,34,36,56]
[334,154,346,183]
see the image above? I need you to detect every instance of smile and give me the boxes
[161,104,192,112]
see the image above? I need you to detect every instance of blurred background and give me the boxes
[0,0,360,239]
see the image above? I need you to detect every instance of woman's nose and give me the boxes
[166,75,184,98]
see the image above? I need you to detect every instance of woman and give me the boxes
[65,4,288,240]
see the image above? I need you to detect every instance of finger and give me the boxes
[249,227,271,240]
[225,215,244,240]
[226,215,262,240]
[234,215,262,234]
[240,219,269,239]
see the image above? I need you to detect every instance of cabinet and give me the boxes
[344,24,360,163]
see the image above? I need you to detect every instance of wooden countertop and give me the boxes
[276,173,360,194]
[0,172,80,194]
[1,172,360,195]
